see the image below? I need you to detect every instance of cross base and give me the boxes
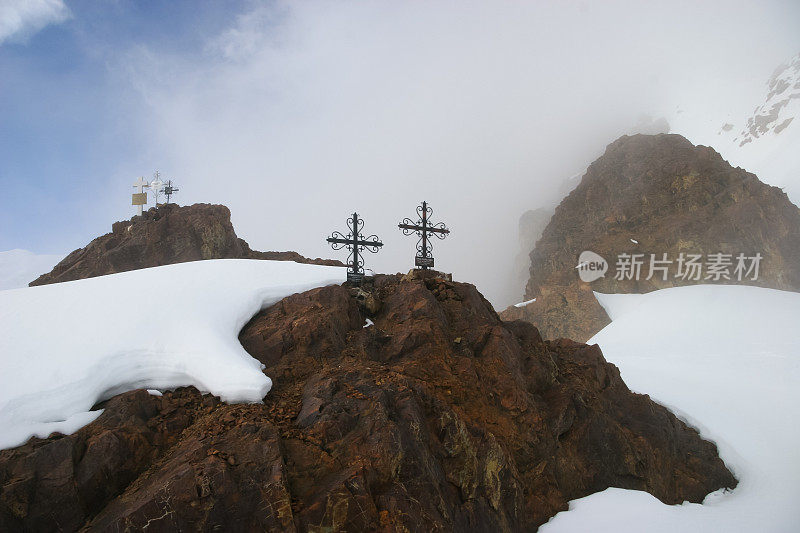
[403,268,452,282]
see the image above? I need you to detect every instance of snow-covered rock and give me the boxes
[0,249,64,291]
[542,284,800,532]
[674,53,800,204]
[0,259,344,450]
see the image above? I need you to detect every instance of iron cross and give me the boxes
[398,200,450,269]
[164,180,179,203]
[327,212,383,283]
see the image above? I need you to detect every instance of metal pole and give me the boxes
[351,212,359,275]
[421,201,429,268]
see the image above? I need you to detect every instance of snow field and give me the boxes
[542,284,800,532]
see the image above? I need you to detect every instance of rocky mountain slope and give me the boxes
[673,52,800,205]
[502,133,800,341]
[1,270,735,531]
[29,203,341,286]
[727,53,799,147]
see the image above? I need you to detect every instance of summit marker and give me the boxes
[398,201,450,269]
[326,212,383,284]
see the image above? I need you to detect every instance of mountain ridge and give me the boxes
[29,203,343,286]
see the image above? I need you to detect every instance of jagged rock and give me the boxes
[401,268,452,282]
[1,274,736,531]
[0,388,210,531]
[502,133,800,341]
[29,203,342,286]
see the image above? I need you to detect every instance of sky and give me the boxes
[1,0,799,307]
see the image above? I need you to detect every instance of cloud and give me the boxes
[0,0,70,45]
[115,0,800,308]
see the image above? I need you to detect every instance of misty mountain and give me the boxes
[502,133,800,341]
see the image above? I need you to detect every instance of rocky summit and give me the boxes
[0,270,736,532]
[29,203,342,286]
[503,133,800,341]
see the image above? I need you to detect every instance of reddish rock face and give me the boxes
[0,273,736,531]
[29,203,342,286]
[503,133,800,341]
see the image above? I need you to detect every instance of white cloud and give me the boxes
[115,1,800,308]
[0,0,70,45]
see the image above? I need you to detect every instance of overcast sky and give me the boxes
[1,0,799,307]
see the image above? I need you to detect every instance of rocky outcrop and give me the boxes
[1,272,736,531]
[29,203,342,286]
[502,133,800,341]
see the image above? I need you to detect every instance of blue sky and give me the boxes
[1,0,799,306]
[0,1,250,253]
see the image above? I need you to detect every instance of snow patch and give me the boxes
[513,298,536,308]
[1,409,105,448]
[543,284,800,532]
[0,259,344,450]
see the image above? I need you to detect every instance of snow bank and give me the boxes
[0,249,64,290]
[542,284,800,532]
[0,259,344,450]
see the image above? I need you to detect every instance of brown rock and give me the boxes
[0,274,736,531]
[503,133,800,341]
[29,203,342,286]
[0,388,209,532]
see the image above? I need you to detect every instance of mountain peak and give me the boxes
[503,132,800,341]
[29,203,342,286]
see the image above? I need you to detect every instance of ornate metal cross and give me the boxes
[398,200,450,269]
[327,212,383,283]
[149,171,164,206]
[163,180,179,203]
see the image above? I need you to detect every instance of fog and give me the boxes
[114,0,800,308]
